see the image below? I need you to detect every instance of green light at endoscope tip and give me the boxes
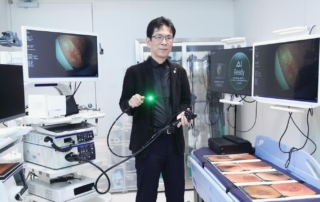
[147,96,154,101]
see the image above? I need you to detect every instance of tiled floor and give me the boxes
[109,190,194,202]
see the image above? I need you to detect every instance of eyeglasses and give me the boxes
[152,35,173,43]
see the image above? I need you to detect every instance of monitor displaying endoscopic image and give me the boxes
[21,26,100,83]
[253,35,320,108]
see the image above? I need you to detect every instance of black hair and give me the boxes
[146,16,176,39]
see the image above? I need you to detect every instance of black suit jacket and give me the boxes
[119,57,191,159]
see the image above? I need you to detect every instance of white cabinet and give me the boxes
[107,118,137,193]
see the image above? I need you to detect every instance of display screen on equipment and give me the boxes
[0,64,25,123]
[253,35,320,108]
[21,26,99,83]
[210,47,253,96]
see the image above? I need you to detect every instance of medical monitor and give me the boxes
[210,47,253,96]
[21,26,99,83]
[252,34,320,108]
[0,64,25,123]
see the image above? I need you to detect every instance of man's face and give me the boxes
[146,25,173,63]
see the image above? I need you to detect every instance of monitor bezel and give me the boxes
[21,26,100,83]
[210,46,253,96]
[252,34,320,109]
[0,64,26,123]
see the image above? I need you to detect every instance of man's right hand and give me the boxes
[128,94,145,108]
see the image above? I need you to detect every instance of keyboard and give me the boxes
[42,122,95,132]
[36,122,96,136]
[223,135,251,144]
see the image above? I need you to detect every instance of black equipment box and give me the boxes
[208,137,254,155]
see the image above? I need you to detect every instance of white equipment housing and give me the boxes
[28,94,66,118]
[24,130,94,148]
[23,142,96,169]
[27,176,95,202]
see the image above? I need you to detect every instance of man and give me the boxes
[119,16,191,202]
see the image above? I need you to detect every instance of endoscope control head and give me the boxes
[185,110,197,122]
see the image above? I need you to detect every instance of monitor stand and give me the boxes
[270,105,306,113]
[24,82,73,96]
[219,94,243,105]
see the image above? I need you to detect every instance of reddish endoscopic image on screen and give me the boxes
[21,26,99,82]
[241,182,318,200]
[215,163,245,172]
[242,185,282,199]
[271,182,316,197]
[206,155,233,162]
[55,34,95,71]
[206,154,258,162]
[255,171,291,181]
[229,154,258,161]
[225,173,262,183]
[0,163,19,178]
[239,161,272,171]
[253,37,320,106]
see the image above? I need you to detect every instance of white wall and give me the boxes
[0,0,9,51]
[0,0,8,30]
[234,0,320,162]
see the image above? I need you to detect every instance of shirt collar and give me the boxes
[150,57,168,68]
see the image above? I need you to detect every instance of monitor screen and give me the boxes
[21,26,99,83]
[0,64,25,123]
[253,35,320,108]
[210,47,253,96]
